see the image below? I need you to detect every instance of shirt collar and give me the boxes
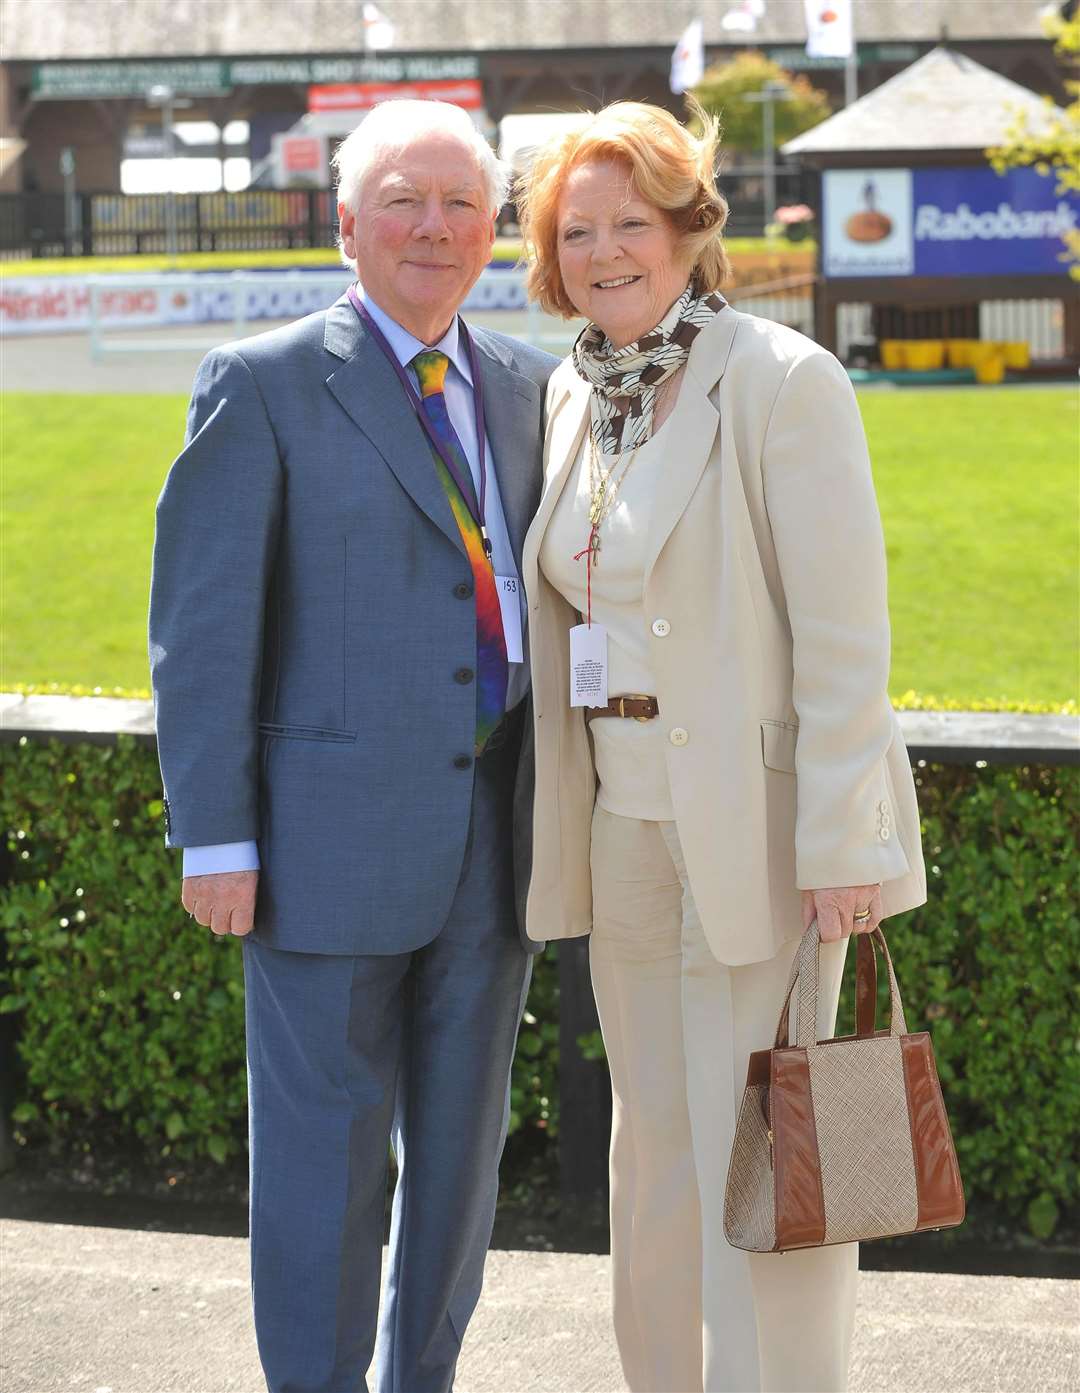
[356,284,473,387]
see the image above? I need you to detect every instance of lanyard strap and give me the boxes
[346,284,489,533]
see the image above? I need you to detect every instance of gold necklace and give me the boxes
[583,372,677,565]
[584,437,640,567]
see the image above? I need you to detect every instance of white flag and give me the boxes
[721,1,765,33]
[363,2,395,51]
[670,18,705,95]
[804,0,853,59]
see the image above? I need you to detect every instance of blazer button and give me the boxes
[651,618,671,637]
[453,582,473,599]
[669,727,689,746]
[879,826,891,842]
[878,800,889,814]
[453,754,473,770]
[454,667,475,685]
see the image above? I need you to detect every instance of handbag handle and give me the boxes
[774,922,909,1049]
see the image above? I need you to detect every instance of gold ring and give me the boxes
[853,908,872,923]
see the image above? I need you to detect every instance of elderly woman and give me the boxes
[517,102,926,1393]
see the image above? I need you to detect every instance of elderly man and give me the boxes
[149,101,556,1393]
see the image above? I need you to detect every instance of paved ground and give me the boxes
[4,1219,1078,1393]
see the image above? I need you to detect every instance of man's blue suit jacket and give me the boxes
[149,292,558,955]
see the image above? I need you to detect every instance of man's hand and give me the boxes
[182,871,259,937]
[801,884,883,942]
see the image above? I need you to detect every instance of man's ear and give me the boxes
[339,202,358,260]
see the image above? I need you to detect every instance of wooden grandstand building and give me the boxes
[0,0,1071,196]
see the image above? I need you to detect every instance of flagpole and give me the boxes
[844,2,858,106]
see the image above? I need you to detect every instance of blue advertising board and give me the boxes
[823,166,1079,278]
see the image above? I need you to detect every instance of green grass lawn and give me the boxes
[862,388,1078,707]
[2,386,1077,705]
[2,393,187,694]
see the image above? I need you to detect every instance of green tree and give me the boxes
[988,10,1080,273]
[690,51,831,154]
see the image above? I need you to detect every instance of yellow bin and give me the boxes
[905,340,946,371]
[1003,341,1030,369]
[946,339,978,368]
[975,350,1006,384]
[880,340,906,370]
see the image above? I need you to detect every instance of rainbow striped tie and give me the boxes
[412,350,508,755]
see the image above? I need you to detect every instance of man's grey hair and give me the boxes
[333,99,511,234]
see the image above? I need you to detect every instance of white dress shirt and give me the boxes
[183,288,527,877]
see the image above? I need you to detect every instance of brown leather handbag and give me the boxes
[723,923,965,1252]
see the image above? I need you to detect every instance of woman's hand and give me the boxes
[801,884,883,942]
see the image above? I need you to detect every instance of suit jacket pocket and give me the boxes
[760,719,798,774]
[257,722,357,744]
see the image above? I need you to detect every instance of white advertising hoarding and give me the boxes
[823,169,915,278]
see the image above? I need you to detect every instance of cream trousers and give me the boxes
[589,808,858,1393]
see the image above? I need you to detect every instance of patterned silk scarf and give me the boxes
[412,349,508,755]
[572,285,727,455]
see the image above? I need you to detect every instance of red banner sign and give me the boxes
[282,137,325,172]
[308,79,483,112]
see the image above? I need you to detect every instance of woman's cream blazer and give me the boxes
[521,306,927,965]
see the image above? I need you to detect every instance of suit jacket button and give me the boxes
[453,754,473,770]
[879,826,891,842]
[454,582,473,599]
[669,727,689,746]
[652,618,671,637]
[454,667,475,685]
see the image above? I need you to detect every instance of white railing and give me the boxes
[82,268,839,362]
[84,267,581,359]
[86,270,353,359]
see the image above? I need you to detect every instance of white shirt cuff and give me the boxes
[182,841,261,876]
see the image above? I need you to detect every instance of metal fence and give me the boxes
[0,189,340,259]
[0,167,814,259]
[835,299,1069,363]
[725,270,815,339]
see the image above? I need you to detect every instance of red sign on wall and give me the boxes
[282,137,324,172]
[308,79,484,112]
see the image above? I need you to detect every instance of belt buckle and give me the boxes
[624,693,655,723]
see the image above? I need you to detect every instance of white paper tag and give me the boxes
[569,623,609,707]
[495,575,524,664]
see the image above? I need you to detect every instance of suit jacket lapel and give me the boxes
[522,368,591,604]
[643,308,740,588]
[323,295,465,558]
[471,331,542,573]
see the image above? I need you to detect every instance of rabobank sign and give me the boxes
[914,201,1077,242]
[823,166,1080,278]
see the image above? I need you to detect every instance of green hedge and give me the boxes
[1,738,1077,1235]
[0,736,558,1170]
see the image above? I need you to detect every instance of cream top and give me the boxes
[539,412,677,821]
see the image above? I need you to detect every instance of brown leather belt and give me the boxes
[585,695,660,723]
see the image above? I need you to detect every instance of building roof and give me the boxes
[782,45,1065,155]
[0,0,1058,61]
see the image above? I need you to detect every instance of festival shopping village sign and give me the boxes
[31,55,479,100]
[823,167,1080,279]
